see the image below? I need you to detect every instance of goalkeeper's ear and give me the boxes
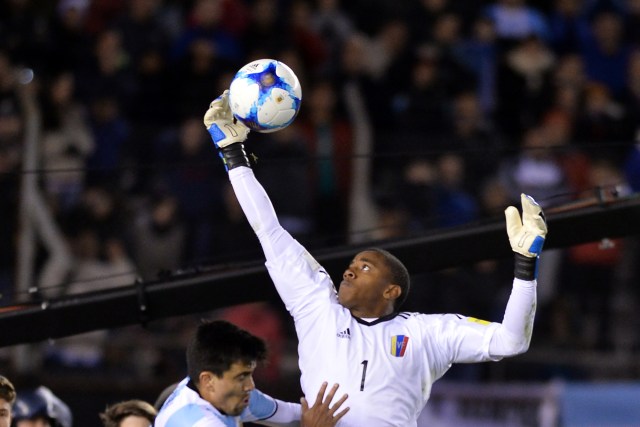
[382,284,401,303]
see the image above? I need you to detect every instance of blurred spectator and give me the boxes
[256,125,314,239]
[430,12,477,89]
[433,153,478,228]
[406,0,452,44]
[310,0,355,74]
[580,10,633,97]
[170,0,243,64]
[85,94,131,190]
[561,159,630,350]
[483,0,551,48]
[446,91,505,194]
[62,185,126,244]
[241,0,290,59]
[155,116,226,263]
[129,193,186,280]
[396,158,438,232]
[112,0,170,66]
[83,0,126,36]
[209,182,264,264]
[45,230,137,369]
[0,0,51,72]
[99,399,157,427]
[573,81,633,164]
[75,29,137,112]
[39,70,95,212]
[541,109,591,195]
[13,385,72,427]
[390,49,450,144]
[365,19,413,87]
[495,35,556,140]
[547,0,591,54]
[298,79,353,245]
[452,16,499,115]
[169,33,236,122]
[498,125,571,205]
[45,0,93,73]
[549,53,587,121]
[0,376,16,427]
[288,0,330,72]
[125,46,174,193]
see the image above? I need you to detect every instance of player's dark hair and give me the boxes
[368,248,411,311]
[0,376,16,404]
[186,320,267,382]
[99,399,157,427]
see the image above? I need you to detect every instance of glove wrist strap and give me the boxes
[514,253,537,281]
[220,143,251,170]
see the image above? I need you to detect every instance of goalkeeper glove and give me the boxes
[504,194,548,280]
[203,90,251,170]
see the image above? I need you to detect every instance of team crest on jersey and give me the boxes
[390,335,409,357]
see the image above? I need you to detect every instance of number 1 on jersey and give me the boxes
[360,360,368,391]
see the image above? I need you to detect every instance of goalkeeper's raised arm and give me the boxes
[488,193,547,358]
[203,90,549,427]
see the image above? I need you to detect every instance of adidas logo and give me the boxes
[336,328,351,339]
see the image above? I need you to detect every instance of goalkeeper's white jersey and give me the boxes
[266,240,503,427]
[229,166,534,427]
[154,377,300,427]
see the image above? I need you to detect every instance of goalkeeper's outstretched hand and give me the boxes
[505,194,547,258]
[203,90,249,149]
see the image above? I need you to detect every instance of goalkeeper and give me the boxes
[204,91,547,427]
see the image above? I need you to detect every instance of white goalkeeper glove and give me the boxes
[505,194,547,280]
[203,90,249,149]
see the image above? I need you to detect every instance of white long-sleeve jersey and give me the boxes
[229,167,537,427]
[154,377,301,427]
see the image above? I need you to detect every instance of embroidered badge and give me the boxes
[390,335,409,357]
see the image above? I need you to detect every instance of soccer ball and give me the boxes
[228,59,302,133]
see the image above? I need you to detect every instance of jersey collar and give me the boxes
[353,311,400,326]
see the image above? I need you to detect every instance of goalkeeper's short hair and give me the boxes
[368,247,411,311]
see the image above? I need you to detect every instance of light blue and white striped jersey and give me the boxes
[154,377,300,427]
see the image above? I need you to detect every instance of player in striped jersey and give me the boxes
[155,319,348,427]
[154,319,300,427]
[204,92,548,426]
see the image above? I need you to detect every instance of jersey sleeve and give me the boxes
[424,313,501,375]
[425,278,536,372]
[229,167,338,319]
[241,389,301,424]
[488,278,536,357]
[265,239,338,319]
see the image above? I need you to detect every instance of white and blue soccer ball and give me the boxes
[228,59,302,133]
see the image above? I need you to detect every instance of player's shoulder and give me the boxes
[398,311,464,326]
[395,311,441,320]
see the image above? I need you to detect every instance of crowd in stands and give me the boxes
[1,0,640,417]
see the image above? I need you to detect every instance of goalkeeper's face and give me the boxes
[338,251,397,318]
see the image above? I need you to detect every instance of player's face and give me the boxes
[210,361,257,416]
[339,250,393,317]
[0,399,11,427]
